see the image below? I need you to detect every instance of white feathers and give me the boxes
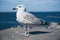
[16,4,45,24]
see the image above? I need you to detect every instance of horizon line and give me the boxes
[0,10,60,12]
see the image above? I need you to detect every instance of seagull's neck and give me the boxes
[17,9,25,13]
[17,10,26,15]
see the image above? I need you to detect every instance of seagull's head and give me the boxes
[13,4,26,11]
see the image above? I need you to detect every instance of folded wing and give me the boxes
[24,12,45,24]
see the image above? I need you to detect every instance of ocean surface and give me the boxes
[0,12,60,30]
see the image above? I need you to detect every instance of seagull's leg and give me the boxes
[24,26,27,35]
[27,27,29,36]
[22,24,30,36]
[26,26,30,36]
[21,25,27,35]
[23,25,30,36]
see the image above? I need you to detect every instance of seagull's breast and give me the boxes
[16,12,25,22]
[16,12,33,23]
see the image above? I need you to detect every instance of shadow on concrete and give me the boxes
[29,31,50,35]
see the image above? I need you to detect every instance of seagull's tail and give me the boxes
[39,18,45,24]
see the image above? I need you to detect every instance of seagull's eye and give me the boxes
[19,6,21,8]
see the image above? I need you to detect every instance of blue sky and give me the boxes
[0,0,60,12]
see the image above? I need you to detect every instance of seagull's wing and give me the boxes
[24,12,45,24]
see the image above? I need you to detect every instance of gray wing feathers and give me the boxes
[24,13,45,24]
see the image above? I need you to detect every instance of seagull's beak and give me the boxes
[12,8,17,10]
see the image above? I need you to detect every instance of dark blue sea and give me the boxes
[0,12,60,30]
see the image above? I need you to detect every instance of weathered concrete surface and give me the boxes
[0,25,60,40]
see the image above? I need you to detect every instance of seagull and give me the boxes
[12,4,45,36]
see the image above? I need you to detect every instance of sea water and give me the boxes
[0,12,60,30]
